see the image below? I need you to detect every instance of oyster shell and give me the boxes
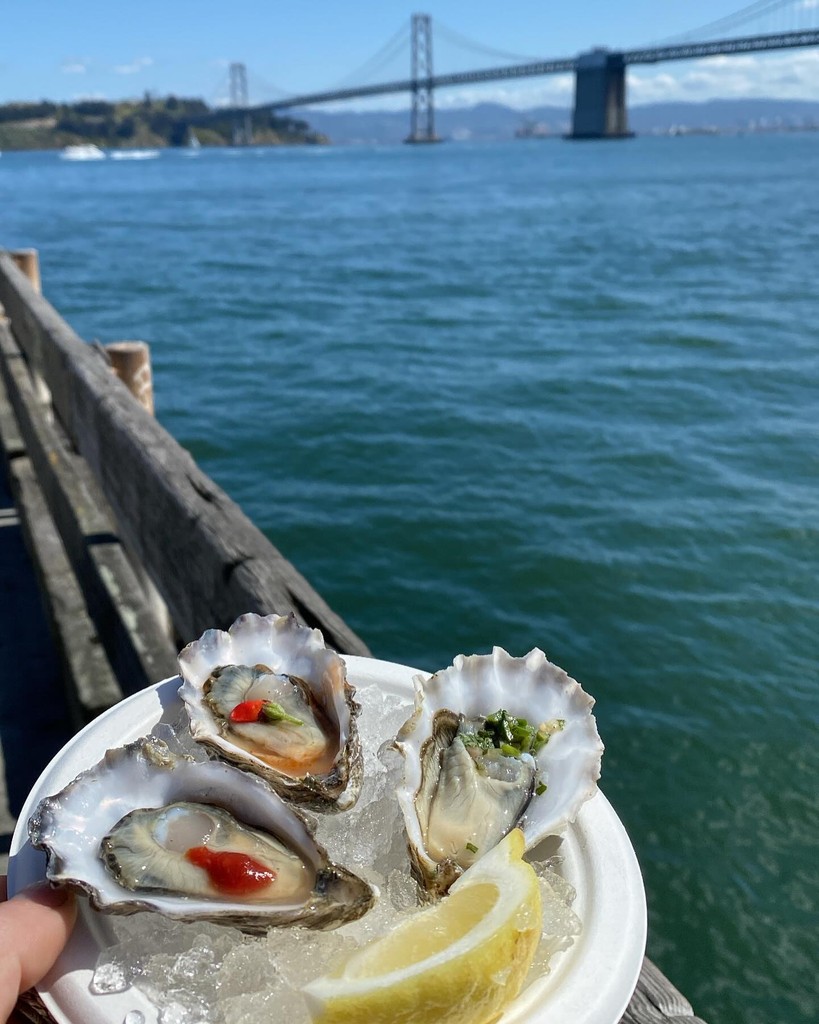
[394,647,604,895]
[178,613,363,811]
[28,738,375,932]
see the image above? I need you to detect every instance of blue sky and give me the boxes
[2,1,819,109]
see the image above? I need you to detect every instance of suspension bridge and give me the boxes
[208,1,819,143]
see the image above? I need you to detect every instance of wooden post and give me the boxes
[105,340,154,415]
[9,249,41,294]
[8,250,49,414]
[7,251,50,413]
[103,339,172,638]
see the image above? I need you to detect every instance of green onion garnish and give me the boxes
[260,701,303,726]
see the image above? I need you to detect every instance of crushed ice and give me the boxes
[90,680,580,1023]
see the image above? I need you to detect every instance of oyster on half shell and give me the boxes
[178,613,363,811]
[394,647,604,895]
[28,738,375,932]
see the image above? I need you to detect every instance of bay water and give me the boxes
[1,134,817,1024]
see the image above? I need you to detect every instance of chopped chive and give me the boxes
[461,732,492,751]
[260,701,303,726]
[535,782,548,796]
[468,709,559,757]
[468,709,564,759]
[465,842,479,854]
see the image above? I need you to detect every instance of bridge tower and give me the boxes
[229,62,253,146]
[569,50,632,139]
[405,13,440,144]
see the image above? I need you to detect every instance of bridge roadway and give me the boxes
[228,29,819,115]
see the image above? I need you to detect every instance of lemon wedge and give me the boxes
[301,829,542,1024]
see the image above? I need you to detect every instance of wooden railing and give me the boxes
[0,249,369,722]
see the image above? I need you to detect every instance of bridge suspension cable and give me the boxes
[433,18,546,65]
[205,68,232,108]
[245,68,297,103]
[323,21,410,90]
[650,0,818,46]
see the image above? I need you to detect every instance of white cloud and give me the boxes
[61,59,89,74]
[628,50,819,104]
[113,56,154,75]
[394,51,819,111]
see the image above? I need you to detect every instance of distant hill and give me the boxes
[0,97,326,150]
[294,98,819,144]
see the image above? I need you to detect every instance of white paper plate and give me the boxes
[9,654,646,1024]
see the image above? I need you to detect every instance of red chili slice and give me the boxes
[184,846,277,894]
[229,699,267,723]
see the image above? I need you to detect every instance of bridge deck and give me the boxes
[216,29,819,116]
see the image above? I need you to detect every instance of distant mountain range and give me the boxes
[294,98,819,145]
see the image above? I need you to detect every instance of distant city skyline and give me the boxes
[2,1,819,109]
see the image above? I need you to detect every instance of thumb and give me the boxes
[0,881,77,1021]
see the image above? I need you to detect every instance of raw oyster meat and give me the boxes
[178,613,363,810]
[29,738,375,932]
[102,803,313,904]
[394,647,603,895]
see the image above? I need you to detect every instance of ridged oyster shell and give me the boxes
[394,647,604,895]
[28,738,375,933]
[178,613,363,811]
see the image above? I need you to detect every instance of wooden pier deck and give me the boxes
[0,249,707,1024]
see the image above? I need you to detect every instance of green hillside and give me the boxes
[0,95,327,150]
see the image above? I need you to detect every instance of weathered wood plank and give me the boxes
[0,316,178,693]
[6,453,123,720]
[0,362,24,462]
[0,251,370,656]
[12,990,52,1024]
[0,341,121,720]
[619,958,708,1024]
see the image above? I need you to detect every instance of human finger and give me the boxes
[0,881,76,1022]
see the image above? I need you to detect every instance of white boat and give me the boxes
[185,129,202,155]
[109,149,160,160]
[60,144,106,161]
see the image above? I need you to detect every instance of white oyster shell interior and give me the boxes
[177,613,362,810]
[394,646,604,893]
[28,738,374,932]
